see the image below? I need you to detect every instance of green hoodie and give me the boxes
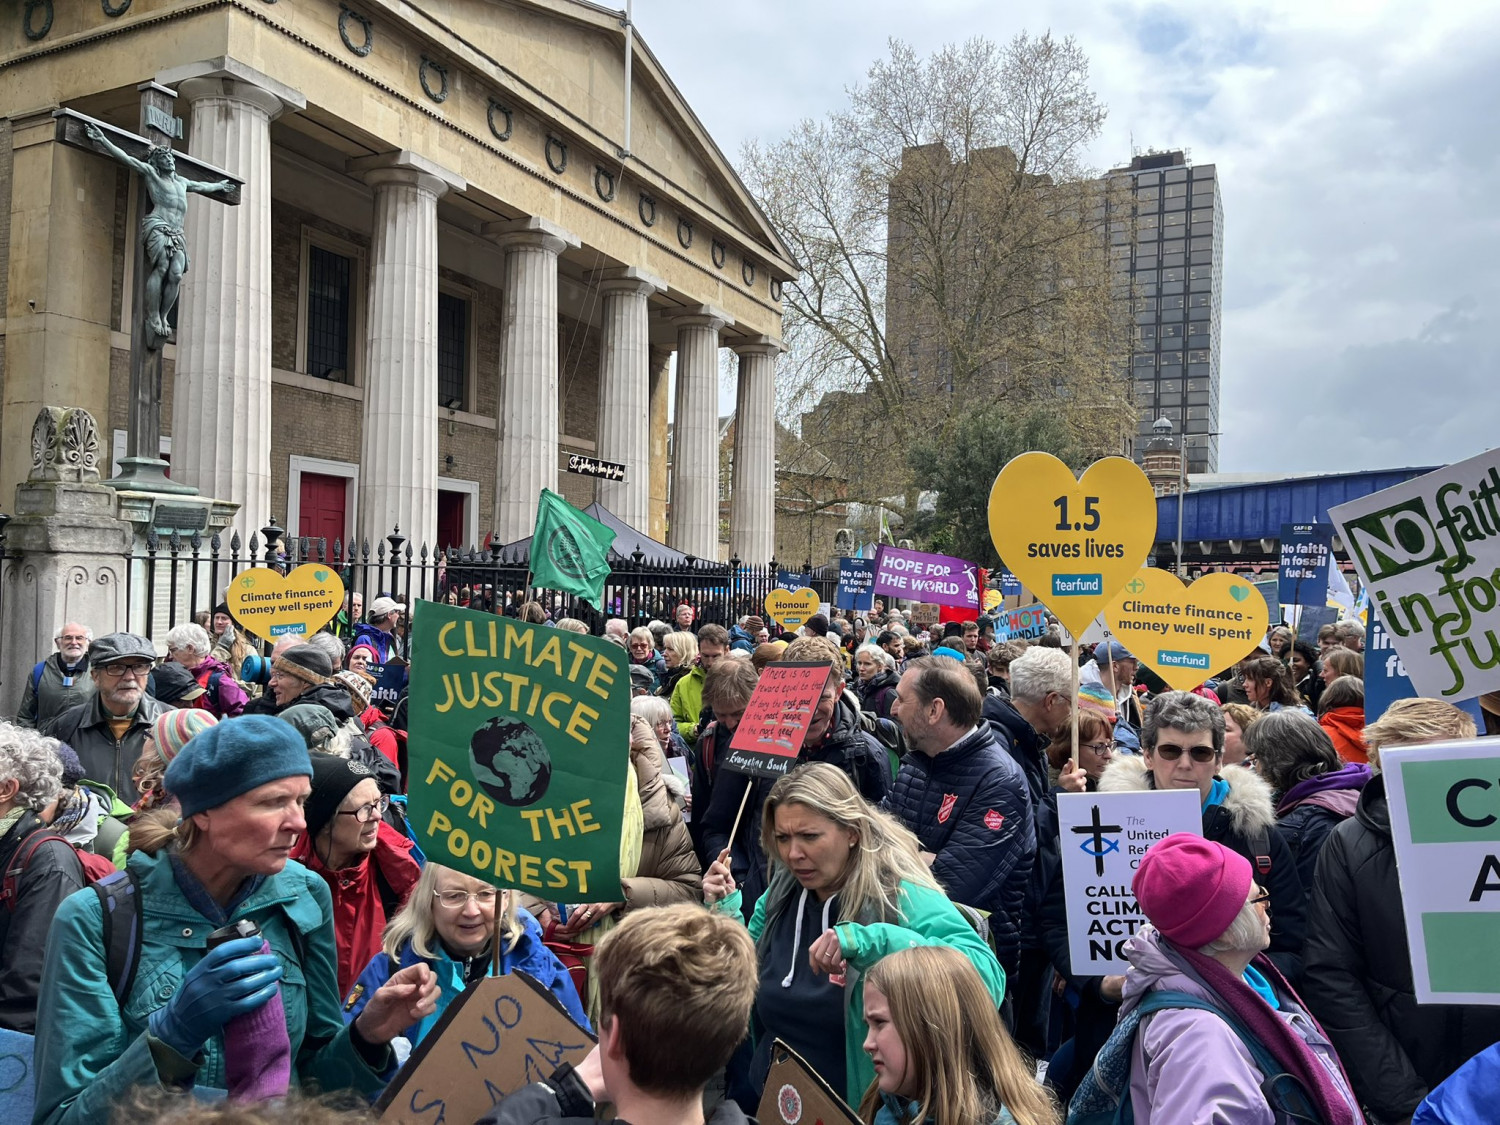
[32,849,388,1125]
[670,663,707,739]
[715,868,1006,1106]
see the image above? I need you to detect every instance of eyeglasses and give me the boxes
[1153,743,1218,763]
[337,795,391,823]
[1081,741,1114,756]
[1251,889,1271,907]
[58,634,90,643]
[100,662,153,679]
[434,888,499,909]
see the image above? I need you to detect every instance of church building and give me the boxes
[0,0,793,561]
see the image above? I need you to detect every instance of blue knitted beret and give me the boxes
[165,714,314,819]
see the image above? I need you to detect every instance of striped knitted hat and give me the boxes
[1078,683,1118,721]
[149,709,219,769]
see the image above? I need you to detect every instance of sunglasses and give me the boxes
[1152,743,1218,763]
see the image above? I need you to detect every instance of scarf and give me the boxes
[1171,941,1361,1125]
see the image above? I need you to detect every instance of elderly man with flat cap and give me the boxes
[45,633,168,800]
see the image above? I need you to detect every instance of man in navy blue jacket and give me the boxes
[885,657,1034,981]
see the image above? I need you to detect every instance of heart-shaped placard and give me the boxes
[765,587,820,632]
[988,453,1157,635]
[1104,569,1270,691]
[983,588,1002,611]
[228,564,347,640]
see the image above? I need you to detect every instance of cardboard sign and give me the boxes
[1104,570,1270,690]
[0,1028,34,1125]
[369,657,409,714]
[724,662,830,778]
[1000,570,1023,596]
[907,602,941,626]
[835,557,876,611]
[1366,609,1485,727]
[983,588,1003,611]
[1057,790,1203,971]
[757,1040,861,1125]
[1278,523,1334,607]
[227,564,346,638]
[766,587,820,631]
[871,546,979,609]
[1330,449,1500,701]
[993,601,1050,643]
[1294,604,1338,647]
[407,602,632,900]
[1380,739,1500,1004]
[777,569,811,593]
[988,453,1157,636]
[375,970,596,1123]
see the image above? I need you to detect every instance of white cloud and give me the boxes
[636,0,1500,471]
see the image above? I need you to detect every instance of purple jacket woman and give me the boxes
[1274,762,1371,894]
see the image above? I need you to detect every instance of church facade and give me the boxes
[0,0,792,561]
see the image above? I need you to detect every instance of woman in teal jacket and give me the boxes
[703,762,1005,1108]
[32,716,438,1124]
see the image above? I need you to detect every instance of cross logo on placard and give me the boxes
[1072,805,1123,877]
[1126,577,1147,595]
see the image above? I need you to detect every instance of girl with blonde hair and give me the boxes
[703,762,1004,1109]
[343,861,588,1051]
[860,945,1057,1125]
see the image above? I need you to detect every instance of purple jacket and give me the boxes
[1121,929,1359,1125]
[1277,763,1372,819]
[194,653,248,718]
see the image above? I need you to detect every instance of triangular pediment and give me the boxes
[401,0,794,272]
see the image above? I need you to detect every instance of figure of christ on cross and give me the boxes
[83,121,236,346]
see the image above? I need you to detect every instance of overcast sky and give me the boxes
[638,0,1498,475]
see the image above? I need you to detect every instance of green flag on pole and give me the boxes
[530,489,616,604]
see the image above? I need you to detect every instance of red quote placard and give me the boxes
[723,662,832,779]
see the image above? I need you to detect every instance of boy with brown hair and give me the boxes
[478,903,757,1125]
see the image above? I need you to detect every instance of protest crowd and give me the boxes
[2,529,1498,1125]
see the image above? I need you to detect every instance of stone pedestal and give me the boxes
[730,339,781,563]
[0,408,132,717]
[594,268,664,530]
[667,308,732,559]
[164,61,306,535]
[487,217,579,541]
[353,152,465,550]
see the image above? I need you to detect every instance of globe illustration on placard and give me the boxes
[468,715,553,807]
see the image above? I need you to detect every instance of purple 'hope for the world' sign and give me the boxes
[871,546,979,609]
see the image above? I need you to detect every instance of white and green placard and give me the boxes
[1382,738,1500,1005]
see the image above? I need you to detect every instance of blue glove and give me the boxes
[147,936,284,1059]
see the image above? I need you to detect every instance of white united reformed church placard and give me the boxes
[1057,790,1203,972]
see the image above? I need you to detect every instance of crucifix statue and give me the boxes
[54,82,243,492]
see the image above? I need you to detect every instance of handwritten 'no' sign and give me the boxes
[987,453,1157,636]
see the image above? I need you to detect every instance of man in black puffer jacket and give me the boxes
[701,638,888,919]
[884,657,1034,979]
[1302,699,1500,1124]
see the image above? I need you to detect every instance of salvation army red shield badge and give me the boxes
[984,809,1005,831]
[937,793,958,823]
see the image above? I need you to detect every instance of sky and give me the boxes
[636,0,1500,476]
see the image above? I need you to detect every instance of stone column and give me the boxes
[731,338,781,563]
[165,63,305,535]
[352,152,465,549]
[593,267,664,530]
[668,308,732,558]
[485,217,579,542]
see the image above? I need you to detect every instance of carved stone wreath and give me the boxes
[770,278,784,302]
[677,218,693,250]
[420,57,449,103]
[24,1,53,41]
[487,99,513,142]
[638,193,657,227]
[711,240,726,269]
[339,5,373,57]
[545,136,568,174]
[594,166,616,202]
[741,259,756,287]
[102,0,132,16]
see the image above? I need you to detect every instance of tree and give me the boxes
[906,405,1092,569]
[740,34,1134,531]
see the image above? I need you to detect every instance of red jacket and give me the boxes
[359,706,401,770]
[1319,706,1369,765]
[291,820,421,996]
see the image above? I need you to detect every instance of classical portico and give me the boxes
[0,0,793,561]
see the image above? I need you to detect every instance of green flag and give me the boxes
[530,488,616,604]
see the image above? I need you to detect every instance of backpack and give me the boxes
[1066,989,1322,1125]
[30,660,45,697]
[1,830,116,909]
[856,705,907,779]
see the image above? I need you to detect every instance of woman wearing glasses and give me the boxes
[1097,692,1308,981]
[291,755,422,996]
[343,862,589,1054]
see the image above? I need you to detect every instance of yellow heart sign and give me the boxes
[227,564,347,640]
[988,453,1158,635]
[983,588,1002,611]
[765,587,820,632]
[1104,569,1270,691]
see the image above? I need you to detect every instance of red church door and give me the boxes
[299,473,347,544]
[437,490,466,551]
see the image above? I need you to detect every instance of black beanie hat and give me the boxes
[304,754,376,840]
[275,644,334,687]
